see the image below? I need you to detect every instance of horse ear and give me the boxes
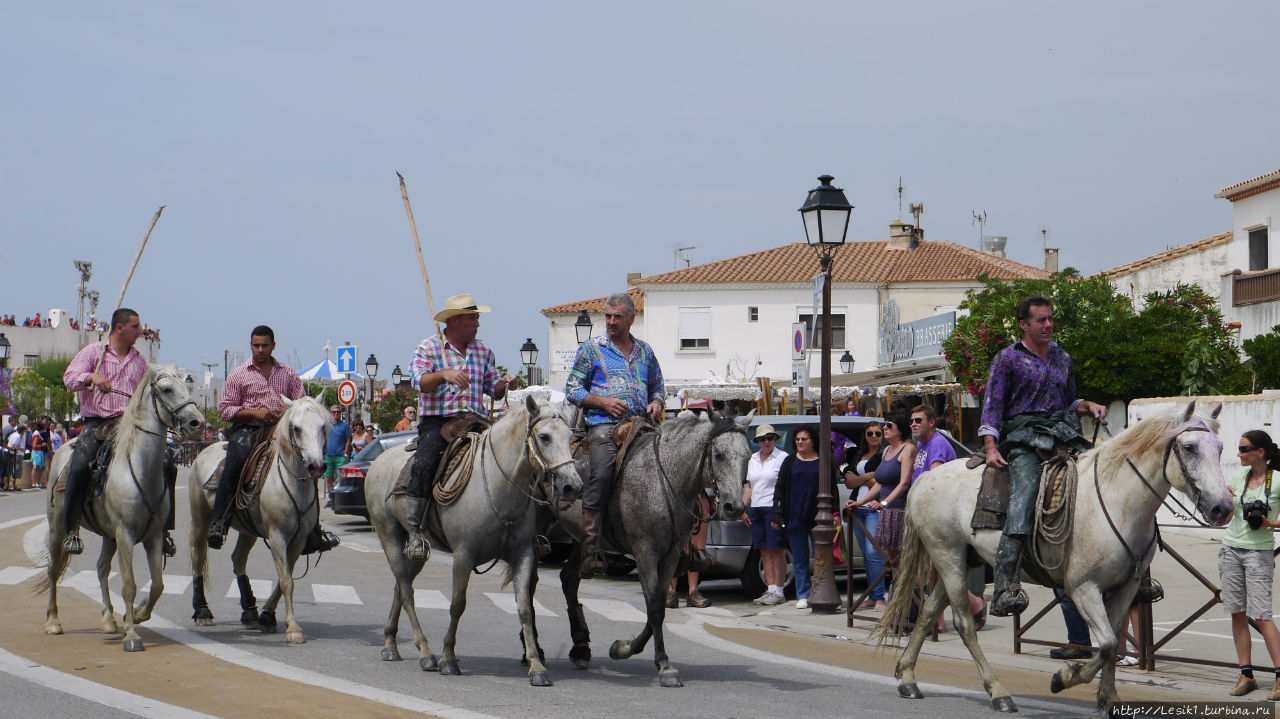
[1182,400,1197,422]
[735,410,756,429]
[281,394,294,407]
[1211,403,1223,420]
[314,390,325,403]
[708,408,720,423]
[525,394,539,418]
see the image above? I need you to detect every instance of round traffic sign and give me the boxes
[338,380,357,406]
[793,328,805,353]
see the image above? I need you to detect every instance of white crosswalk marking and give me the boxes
[140,575,192,595]
[581,597,646,622]
[226,578,273,599]
[68,569,113,593]
[483,592,555,617]
[0,566,43,584]
[413,589,450,609]
[312,583,362,604]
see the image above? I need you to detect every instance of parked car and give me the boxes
[331,430,415,519]
[701,415,973,598]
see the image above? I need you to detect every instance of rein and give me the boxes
[480,413,574,527]
[651,422,746,529]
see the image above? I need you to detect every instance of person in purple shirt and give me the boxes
[981,295,1108,617]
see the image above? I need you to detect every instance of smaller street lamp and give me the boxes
[391,365,403,387]
[520,338,539,387]
[0,333,10,367]
[185,374,195,392]
[364,354,378,419]
[839,351,855,374]
[574,310,593,345]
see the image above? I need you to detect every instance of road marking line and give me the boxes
[1,514,43,531]
[313,583,362,604]
[226,578,273,599]
[338,538,381,553]
[413,589,450,609]
[141,575,192,595]
[580,597,646,622]
[483,592,554,617]
[0,566,42,584]
[23,521,47,564]
[0,646,218,718]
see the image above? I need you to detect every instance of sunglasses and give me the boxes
[865,431,882,437]
[910,418,926,424]
[1240,445,1259,453]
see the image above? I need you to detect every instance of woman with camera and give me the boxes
[1221,429,1280,699]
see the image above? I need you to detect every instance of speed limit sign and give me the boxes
[337,380,357,406]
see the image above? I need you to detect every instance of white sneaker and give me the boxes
[796,598,810,610]
[758,590,785,606]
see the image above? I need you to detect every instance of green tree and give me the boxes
[304,382,339,409]
[9,356,78,422]
[1243,325,1280,391]
[368,385,418,432]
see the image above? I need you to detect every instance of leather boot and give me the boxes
[1231,674,1258,696]
[580,507,605,578]
[990,534,1029,617]
[1268,677,1280,701]
[404,496,430,562]
[301,524,340,555]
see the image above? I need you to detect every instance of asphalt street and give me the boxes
[0,468,1235,718]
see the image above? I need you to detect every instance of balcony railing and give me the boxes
[1234,268,1280,306]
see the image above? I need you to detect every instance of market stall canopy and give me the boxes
[298,358,364,381]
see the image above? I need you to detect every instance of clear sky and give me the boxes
[3,2,1278,377]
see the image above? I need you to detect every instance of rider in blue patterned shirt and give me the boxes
[565,293,665,576]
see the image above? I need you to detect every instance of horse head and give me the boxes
[279,393,329,479]
[150,362,206,438]
[704,411,753,520]
[1168,400,1233,527]
[523,395,581,503]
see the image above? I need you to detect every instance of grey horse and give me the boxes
[550,411,751,688]
[40,363,206,652]
[363,396,580,686]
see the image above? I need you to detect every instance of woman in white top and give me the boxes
[741,424,789,606]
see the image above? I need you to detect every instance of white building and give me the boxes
[541,222,1050,388]
[0,310,161,368]
[1101,232,1232,309]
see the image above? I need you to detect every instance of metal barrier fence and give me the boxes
[175,441,214,466]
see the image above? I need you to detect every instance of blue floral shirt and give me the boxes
[565,335,665,426]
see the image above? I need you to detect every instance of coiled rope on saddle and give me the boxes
[432,432,483,505]
[1031,455,1077,574]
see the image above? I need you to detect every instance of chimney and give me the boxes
[1044,247,1059,274]
[888,220,917,250]
[626,272,642,286]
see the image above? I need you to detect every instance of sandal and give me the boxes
[1116,655,1139,667]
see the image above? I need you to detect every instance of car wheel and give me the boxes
[740,548,794,599]
[604,554,636,576]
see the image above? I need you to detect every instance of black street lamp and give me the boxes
[185,374,195,393]
[839,351,855,374]
[574,309,593,345]
[0,332,10,367]
[520,338,539,387]
[391,365,403,388]
[364,354,378,417]
[798,174,853,613]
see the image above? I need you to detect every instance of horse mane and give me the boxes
[109,365,158,459]
[1096,405,1220,471]
[658,412,741,441]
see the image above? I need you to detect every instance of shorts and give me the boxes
[749,506,786,550]
[32,450,46,468]
[323,454,346,479]
[1219,544,1275,620]
[876,507,906,554]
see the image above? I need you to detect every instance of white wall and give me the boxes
[1108,244,1232,309]
[544,310,647,390]
[1228,190,1280,270]
[1,320,161,367]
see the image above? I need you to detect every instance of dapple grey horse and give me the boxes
[41,363,206,652]
[878,402,1233,713]
[187,392,329,644]
[364,396,580,686]
[551,411,751,688]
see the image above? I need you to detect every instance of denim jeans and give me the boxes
[852,509,886,602]
[1054,589,1091,646]
[786,527,812,599]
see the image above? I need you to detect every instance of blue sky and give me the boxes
[3,2,1277,376]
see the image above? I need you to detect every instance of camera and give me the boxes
[1243,499,1271,530]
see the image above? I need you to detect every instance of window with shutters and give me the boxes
[798,312,846,349]
[747,306,759,322]
[678,307,711,350]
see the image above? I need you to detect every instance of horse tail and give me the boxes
[33,549,71,596]
[872,515,931,648]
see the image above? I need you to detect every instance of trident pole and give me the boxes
[397,172,441,340]
[95,205,166,371]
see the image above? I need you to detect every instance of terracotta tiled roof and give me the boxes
[541,287,644,315]
[1216,169,1280,202]
[1098,231,1232,279]
[630,240,1051,285]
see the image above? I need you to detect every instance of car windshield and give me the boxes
[351,432,413,463]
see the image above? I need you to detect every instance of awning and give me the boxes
[830,355,949,388]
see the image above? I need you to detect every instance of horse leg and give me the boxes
[115,534,145,652]
[511,548,552,686]
[439,554,474,676]
[378,532,437,670]
[267,538,304,643]
[132,533,165,623]
[1049,584,1123,712]
[561,543,592,669]
[935,556,1018,712]
[894,583,949,700]
[232,534,259,624]
[519,562,545,668]
[97,537,120,634]
[610,551,681,687]
[44,538,66,635]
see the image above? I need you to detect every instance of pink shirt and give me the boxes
[219,358,305,425]
[64,341,149,419]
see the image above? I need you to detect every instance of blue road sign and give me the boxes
[336,345,357,374]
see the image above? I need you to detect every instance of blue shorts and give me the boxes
[32,450,46,468]
[750,506,786,550]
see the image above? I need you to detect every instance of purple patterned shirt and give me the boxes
[978,341,1082,441]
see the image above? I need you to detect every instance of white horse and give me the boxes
[41,363,206,652]
[363,396,580,686]
[879,401,1234,713]
[187,392,329,644]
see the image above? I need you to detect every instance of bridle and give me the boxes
[483,412,577,526]
[653,421,748,527]
[107,373,199,440]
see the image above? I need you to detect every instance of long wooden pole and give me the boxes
[397,172,441,339]
[95,205,166,372]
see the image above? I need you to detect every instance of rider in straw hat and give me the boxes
[403,294,518,560]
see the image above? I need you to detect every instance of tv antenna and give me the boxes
[897,177,904,218]
[972,210,988,250]
[1039,225,1049,252]
[673,244,695,269]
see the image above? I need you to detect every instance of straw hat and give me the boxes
[434,294,492,322]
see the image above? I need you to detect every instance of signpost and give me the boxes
[336,345,357,375]
[791,322,808,409]
[337,380,357,406]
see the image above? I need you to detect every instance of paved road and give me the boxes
[0,471,1208,718]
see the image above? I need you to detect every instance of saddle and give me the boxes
[969,448,1075,589]
[568,416,656,473]
[52,418,123,497]
[202,424,278,511]
[391,413,493,497]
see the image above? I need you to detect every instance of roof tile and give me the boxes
[1098,231,1232,278]
[542,287,644,315]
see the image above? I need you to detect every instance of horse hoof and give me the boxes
[898,683,924,699]
[193,607,214,624]
[195,617,214,627]
[1050,673,1065,694]
[658,669,683,688]
[381,648,402,662]
[286,631,305,644]
[420,655,439,672]
[259,621,277,634]
[569,645,591,669]
[440,660,461,676]
[992,696,1019,712]
[608,640,631,660]
[101,622,119,634]
[123,638,145,652]
[529,670,553,687]
[259,611,277,633]
[240,608,260,625]
[45,623,63,636]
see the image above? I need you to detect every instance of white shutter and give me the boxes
[678,307,711,347]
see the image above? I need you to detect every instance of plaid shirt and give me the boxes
[220,358,305,425]
[63,341,149,419]
[409,335,499,418]
[565,334,665,426]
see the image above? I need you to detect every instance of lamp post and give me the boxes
[391,365,403,388]
[520,338,539,387]
[798,174,853,613]
[839,351,855,374]
[574,309,593,345]
[364,354,378,420]
[0,332,10,367]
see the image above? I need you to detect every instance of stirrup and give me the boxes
[990,586,1028,617]
[302,528,340,555]
[63,532,83,555]
[207,520,228,550]
[688,547,714,573]
[162,532,177,558]
[405,534,430,562]
[580,551,605,578]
